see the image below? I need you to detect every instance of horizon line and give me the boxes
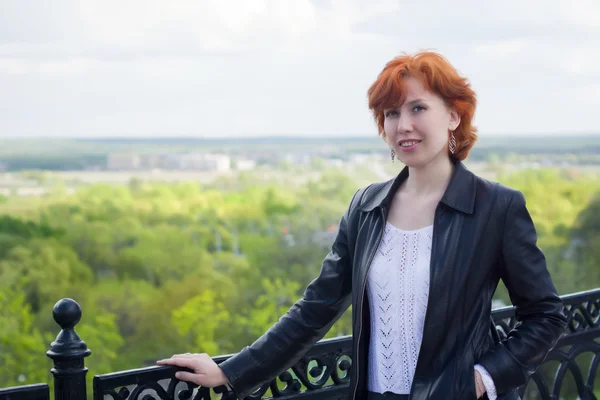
[0,131,598,140]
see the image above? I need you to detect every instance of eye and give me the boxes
[412,105,426,112]
[385,110,399,118]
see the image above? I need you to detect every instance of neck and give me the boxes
[403,155,455,196]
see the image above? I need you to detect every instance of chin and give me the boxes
[398,151,450,169]
[397,156,428,169]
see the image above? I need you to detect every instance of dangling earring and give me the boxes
[449,131,456,155]
[390,148,396,162]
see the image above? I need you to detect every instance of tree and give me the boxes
[76,311,125,392]
[172,290,230,355]
[567,192,600,290]
[249,278,301,336]
[0,289,49,387]
[0,238,92,313]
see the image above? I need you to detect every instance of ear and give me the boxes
[448,108,461,131]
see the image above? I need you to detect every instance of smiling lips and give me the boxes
[398,139,421,152]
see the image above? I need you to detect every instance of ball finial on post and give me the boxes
[46,298,91,400]
[52,298,82,330]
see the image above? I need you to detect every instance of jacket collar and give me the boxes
[359,160,476,214]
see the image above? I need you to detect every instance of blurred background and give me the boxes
[0,0,598,397]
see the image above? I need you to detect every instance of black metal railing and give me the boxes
[0,384,50,400]
[1,289,599,400]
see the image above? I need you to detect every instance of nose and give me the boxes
[396,113,413,134]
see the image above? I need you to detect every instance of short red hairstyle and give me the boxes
[367,51,478,161]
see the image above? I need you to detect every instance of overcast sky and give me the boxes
[1,0,599,138]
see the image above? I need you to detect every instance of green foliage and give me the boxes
[0,165,597,391]
[241,278,303,338]
[0,289,49,387]
[0,239,92,313]
[493,168,600,301]
[77,311,125,392]
[0,216,62,257]
[568,193,600,290]
[172,290,230,354]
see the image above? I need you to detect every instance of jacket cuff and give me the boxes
[474,364,497,400]
[477,344,534,395]
[218,348,262,400]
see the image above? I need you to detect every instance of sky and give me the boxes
[1,0,599,138]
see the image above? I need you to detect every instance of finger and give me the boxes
[157,354,196,363]
[175,371,205,384]
[172,353,197,358]
[156,358,196,368]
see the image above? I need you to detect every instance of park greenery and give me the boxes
[0,160,599,396]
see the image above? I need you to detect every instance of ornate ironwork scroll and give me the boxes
[92,289,599,400]
[493,289,600,399]
[93,337,352,400]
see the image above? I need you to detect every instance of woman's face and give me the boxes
[383,76,460,168]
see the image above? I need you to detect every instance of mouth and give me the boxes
[398,139,422,151]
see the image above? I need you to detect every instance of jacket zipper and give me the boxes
[407,203,441,398]
[351,206,386,400]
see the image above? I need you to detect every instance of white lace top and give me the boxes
[366,222,433,394]
[366,222,497,399]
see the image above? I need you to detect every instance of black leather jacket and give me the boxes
[220,161,567,399]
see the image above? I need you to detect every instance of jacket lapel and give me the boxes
[414,162,478,380]
[359,160,476,215]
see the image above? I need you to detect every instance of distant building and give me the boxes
[106,152,231,172]
[177,153,231,171]
[140,153,170,170]
[283,153,312,165]
[235,159,256,171]
[107,153,141,170]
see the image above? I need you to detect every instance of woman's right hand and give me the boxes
[156,353,230,388]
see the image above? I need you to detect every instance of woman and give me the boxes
[157,51,567,399]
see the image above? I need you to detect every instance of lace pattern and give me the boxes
[366,222,433,394]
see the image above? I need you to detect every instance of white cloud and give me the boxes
[0,0,598,137]
[473,39,531,59]
[0,58,29,75]
[79,1,270,51]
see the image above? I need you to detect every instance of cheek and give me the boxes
[383,119,396,136]
[418,116,447,142]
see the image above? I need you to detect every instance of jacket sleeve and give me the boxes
[218,189,361,399]
[477,190,568,394]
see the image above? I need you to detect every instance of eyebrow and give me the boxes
[385,98,428,110]
[405,98,427,106]
[384,98,428,111]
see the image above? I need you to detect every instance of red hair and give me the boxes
[367,51,478,161]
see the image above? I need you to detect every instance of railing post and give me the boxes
[46,298,91,400]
